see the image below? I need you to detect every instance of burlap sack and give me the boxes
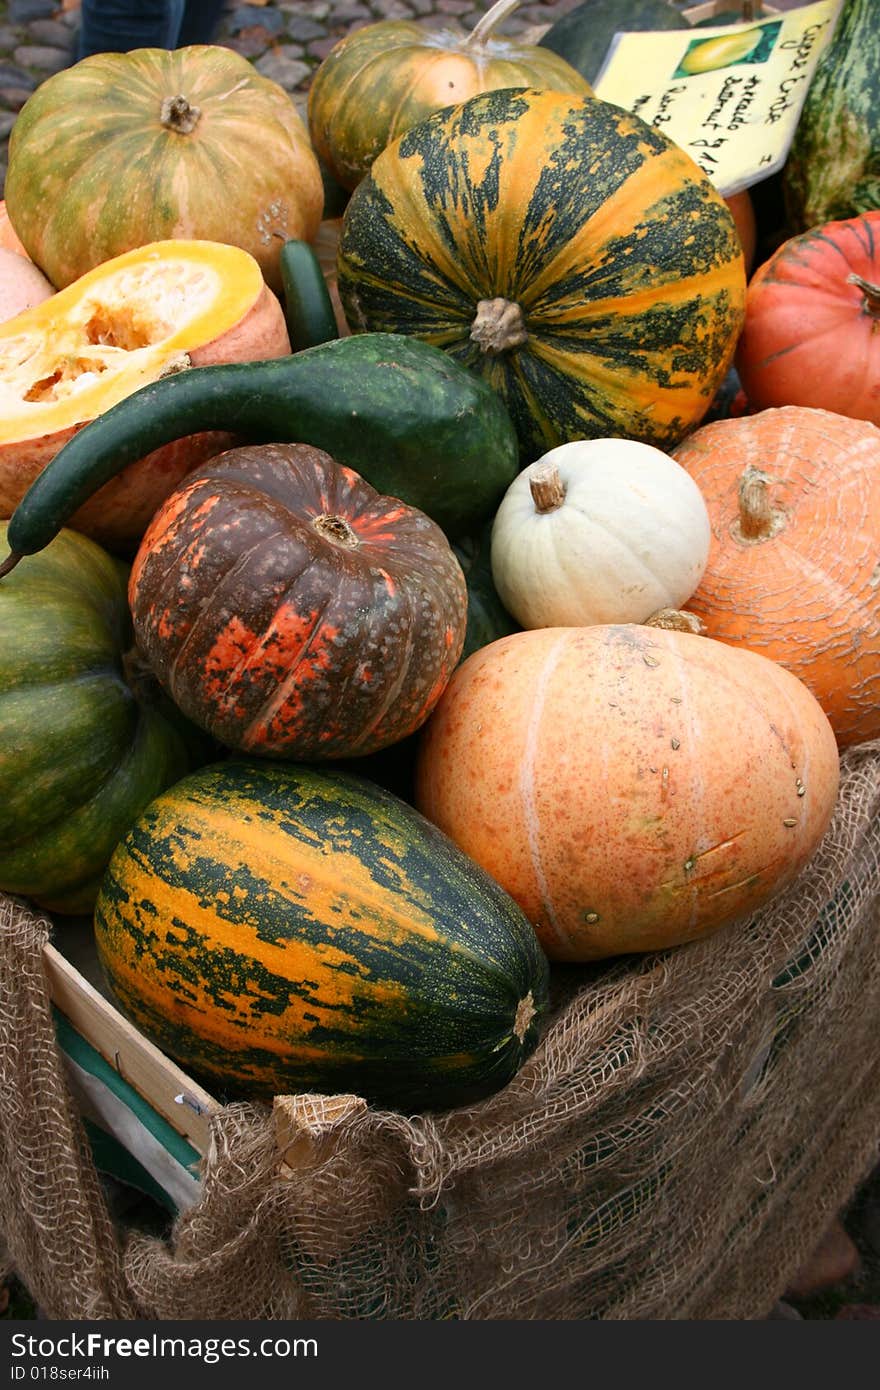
[2,741,879,1321]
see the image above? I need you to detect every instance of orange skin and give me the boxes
[672,406,880,749]
[415,624,839,962]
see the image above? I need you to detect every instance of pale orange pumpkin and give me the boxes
[415,623,839,962]
[671,407,880,748]
[0,247,53,321]
[0,201,29,260]
[0,240,291,549]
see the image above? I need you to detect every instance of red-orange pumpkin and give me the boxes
[415,624,839,961]
[736,212,880,423]
[671,406,880,749]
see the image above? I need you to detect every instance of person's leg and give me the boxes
[76,0,186,60]
[176,0,226,46]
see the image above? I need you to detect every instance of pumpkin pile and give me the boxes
[0,9,875,1115]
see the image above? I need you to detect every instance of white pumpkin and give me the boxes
[490,438,711,629]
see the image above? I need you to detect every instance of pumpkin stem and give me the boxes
[513,990,536,1043]
[644,609,706,635]
[466,0,522,47]
[160,95,203,136]
[0,550,22,580]
[314,513,360,548]
[740,2,760,19]
[735,466,785,543]
[470,297,527,355]
[529,462,566,514]
[848,272,880,316]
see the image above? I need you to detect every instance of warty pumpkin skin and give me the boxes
[4,46,323,294]
[735,212,880,424]
[129,442,467,760]
[308,0,592,192]
[415,624,840,962]
[0,240,290,550]
[0,522,209,913]
[671,406,880,749]
[93,758,549,1110]
[337,87,746,462]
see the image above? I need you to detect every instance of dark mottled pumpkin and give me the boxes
[337,87,746,462]
[129,443,467,759]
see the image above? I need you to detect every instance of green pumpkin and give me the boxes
[783,0,880,230]
[540,0,691,85]
[0,524,211,913]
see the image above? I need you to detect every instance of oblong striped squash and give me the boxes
[93,759,550,1111]
[337,88,746,461]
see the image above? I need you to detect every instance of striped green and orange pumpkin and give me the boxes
[337,87,747,462]
[93,759,550,1111]
[4,46,323,294]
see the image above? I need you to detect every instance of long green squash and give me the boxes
[94,759,550,1111]
[783,0,878,231]
[0,333,519,574]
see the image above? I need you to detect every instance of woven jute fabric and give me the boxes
[2,742,879,1321]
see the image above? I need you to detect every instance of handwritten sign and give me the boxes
[593,0,843,196]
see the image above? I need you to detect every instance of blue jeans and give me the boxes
[76,0,223,59]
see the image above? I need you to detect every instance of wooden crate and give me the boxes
[43,922,216,1213]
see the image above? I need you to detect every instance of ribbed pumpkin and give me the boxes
[736,212,880,424]
[671,407,880,750]
[129,442,467,759]
[4,46,323,294]
[337,88,746,462]
[0,523,209,913]
[0,240,290,550]
[415,624,840,961]
[93,758,549,1110]
[308,0,592,192]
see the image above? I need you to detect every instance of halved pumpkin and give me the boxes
[0,239,291,550]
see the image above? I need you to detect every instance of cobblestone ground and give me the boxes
[0,0,589,193]
[0,0,876,1323]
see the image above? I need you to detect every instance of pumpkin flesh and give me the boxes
[0,240,291,549]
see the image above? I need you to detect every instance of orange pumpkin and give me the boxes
[307,0,592,191]
[0,240,290,549]
[415,624,839,962]
[671,407,880,749]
